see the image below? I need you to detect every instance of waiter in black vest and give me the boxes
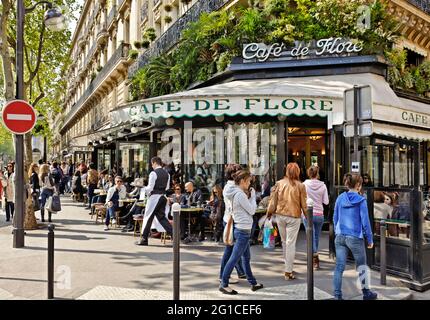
[135,157,173,246]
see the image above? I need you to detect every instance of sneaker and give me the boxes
[219,286,238,295]
[135,238,148,246]
[251,283,264,292]
[104,226,109,231]
[362,289,378,300]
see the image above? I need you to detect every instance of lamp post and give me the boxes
[14,0,65,248]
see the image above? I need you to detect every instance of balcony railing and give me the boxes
[153,0,161,7]
[62,43,130,130]
[107,5,117,28]
[407,0,430,14]
[129,0,230,77]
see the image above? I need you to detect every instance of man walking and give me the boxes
[135,157,173,246]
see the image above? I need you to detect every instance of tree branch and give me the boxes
[26,21,45,85]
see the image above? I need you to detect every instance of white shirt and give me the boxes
[144,166,170,197]
[106,185,127,205]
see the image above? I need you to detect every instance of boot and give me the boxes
[362,288,378,300]
[313,254,320,270]
[41,209,45,222]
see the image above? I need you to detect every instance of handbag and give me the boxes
[45,196,53,212]
[267,182,279,215]
[223,216,234,246]
[32,192,40,211]
[50,193,62,212]
[263,217,275,249]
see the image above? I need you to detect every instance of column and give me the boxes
[130,0,139,43]
[117,15,124,45]
[107,35,113,60]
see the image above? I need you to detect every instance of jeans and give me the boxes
[40,188,54,221]
[221,229,257,288]
[277,215,301,273]
[106,205,118,226]
[87,183,97,207]
[219,221,245,279]
[333,235,369,299]
[302,215,325,254]
[5,201,14,221]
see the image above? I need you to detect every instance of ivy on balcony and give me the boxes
[130,0,429,101]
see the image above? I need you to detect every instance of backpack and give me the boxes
[52,169,62,184]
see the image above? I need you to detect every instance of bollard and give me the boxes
[306,198,314,300]
[47,224,55,299]
[380,220,387,286]
[172,203,181,300]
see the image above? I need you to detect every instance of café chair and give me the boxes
[95,205,107,224]
[133,216,144,237]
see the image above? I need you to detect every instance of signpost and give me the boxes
[1,99,37,248]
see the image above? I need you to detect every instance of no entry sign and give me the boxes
[1,100,37,135]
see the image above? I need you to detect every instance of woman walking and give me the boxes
[303,166,329,269]
[333,173,377,300]
[219,170,263,295]
[39,164,55,222]
[267,162,307,280]
[29,163,40,212]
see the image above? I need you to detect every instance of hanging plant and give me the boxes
[134,41,142,49]
[164,16,173,24]
[128,49,139,60]
[141,40,151,49]
[164,4,172,12]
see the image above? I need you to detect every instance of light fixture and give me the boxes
[277,115,287,122]
[107,135,114,141]
[118,128,131,138]
[100,137,108,144]
[44,6,66,32]
[321,149,326,155]
[165,117,175,126]
[288,127,300,134]
[93,140,99,146]
[309,136,322,141]
[215,115,224,122]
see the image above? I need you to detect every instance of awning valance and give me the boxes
[373,122,430,142]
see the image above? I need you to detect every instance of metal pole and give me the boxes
[47,224,55,299]
[380,220,387,286]
[43,136,47,163]
[13,0,25,248]
[353,85,359,163]
[306,199,314,300]
[172,203,181,300]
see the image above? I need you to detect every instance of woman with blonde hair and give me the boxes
[28,163,40,211]
[267,162,307,280]
[39,164,55,222]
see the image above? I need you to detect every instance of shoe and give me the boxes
[313,254,320,270]
[122,226,134,233]
[41,219,45,223]
[48,219,52,223]
[251,283,264,292]
[219,286,238,295]
[104,226,109,231]
[218,278,239,284]
[135,238,148,246]
[111,219,117,225]
[284,272,296,280]
[238,274,247,279]
[362,289,378,300]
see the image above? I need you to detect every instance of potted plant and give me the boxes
[134,41,142,49]
[164,4,172,12]
[128,49,139,60]
[141,39,151,49]
[164,15,172,24]
[145,28,157,41]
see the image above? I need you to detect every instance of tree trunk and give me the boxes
[24,133,33,168]
[24,186,38,230]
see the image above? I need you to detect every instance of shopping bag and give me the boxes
[223,216,234,246]
[45,196,53,211]
[50,193,62,212]
[263,218,275,249]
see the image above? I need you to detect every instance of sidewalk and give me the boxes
[0,197,413,300]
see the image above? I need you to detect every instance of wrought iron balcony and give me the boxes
[62,43,130,131]
[407,0,430,14]
[129,0,230,77]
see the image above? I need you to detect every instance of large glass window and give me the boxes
[119,143,150,179]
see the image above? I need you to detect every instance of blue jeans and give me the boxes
[106,206,117,226]
[221,229,257,288]
[302,215,325,254]
[87,184,97,207]
[333,235,369,299]
[219,221,245,279]
[40,188,54,221]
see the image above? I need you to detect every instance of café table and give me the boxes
[180,207,204,243]
[119,198,137,205]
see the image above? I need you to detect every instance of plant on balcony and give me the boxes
[144,28,157,41]
[164,15,173,24]
[96,66,103,72]
[128,49,139,60]
[134,41,143,49]
[164,4,172,12]
[141,40,151,49]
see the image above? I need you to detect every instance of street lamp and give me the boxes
[14,0,65,248]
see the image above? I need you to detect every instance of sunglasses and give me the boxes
[116,180,123,183]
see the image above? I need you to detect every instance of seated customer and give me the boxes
[181,181,206,241]
[104,176,127,231]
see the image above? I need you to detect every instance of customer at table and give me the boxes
[104,176,127,231]
[181,181,205,241]
[170,184,185,205]
[121,179,148,232]
[135,157,173,246]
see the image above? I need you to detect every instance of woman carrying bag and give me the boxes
[39,164,55,223]
[28,163,40,212]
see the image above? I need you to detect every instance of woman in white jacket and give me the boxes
[219,170,263,295]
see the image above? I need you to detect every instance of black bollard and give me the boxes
[47,224,55,299]
[380,220,387,285]
[306,199,314,300]
[172,203,181,300]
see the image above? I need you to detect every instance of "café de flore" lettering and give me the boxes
[128,97,334,118]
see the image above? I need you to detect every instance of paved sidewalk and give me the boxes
[0,196,413,300]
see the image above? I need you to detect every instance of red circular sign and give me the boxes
[2,100,37,135]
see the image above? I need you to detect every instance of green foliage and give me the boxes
[130,0,403,99]
[134,41,142,49]
[141,40,150,48]
[128,49,139,60]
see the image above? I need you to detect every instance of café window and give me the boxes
[423,189,430,244]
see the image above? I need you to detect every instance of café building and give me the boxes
[98,38,430,290]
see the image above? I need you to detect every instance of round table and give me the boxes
[180,207,204,243]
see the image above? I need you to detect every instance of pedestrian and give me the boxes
[219,169,263,295]
[104,176,127,231]
[333,173,377,300]
[50,161,63,194]
[0,169,3,210]
[39,164,55,223]
[303,165,329,270]
[0,162,16,222]
[60,161,69,194]
[135,157,173,246]
[267,162,307,280]
[219,164,246,284]
[86,163,99,210]
[208,184,224,242]
[28,163,40,212]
